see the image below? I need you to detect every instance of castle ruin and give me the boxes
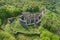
[19,9,45,26]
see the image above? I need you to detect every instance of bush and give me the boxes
[0,30,16,40]
[0,19,2,26]
[22,3,40,13]
[0,4,22,19]
[40,30,59,40]
[41,37,50,40]
[26,5,39,12]
[40,10,60,32]
[52,35,59,40]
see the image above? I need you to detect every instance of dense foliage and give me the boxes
[0,0,60,40]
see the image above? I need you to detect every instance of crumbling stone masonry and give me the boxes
[19,9,46,26]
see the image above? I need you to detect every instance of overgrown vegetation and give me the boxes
[0,0,60,40]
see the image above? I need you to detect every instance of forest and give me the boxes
[0,0,60,40]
